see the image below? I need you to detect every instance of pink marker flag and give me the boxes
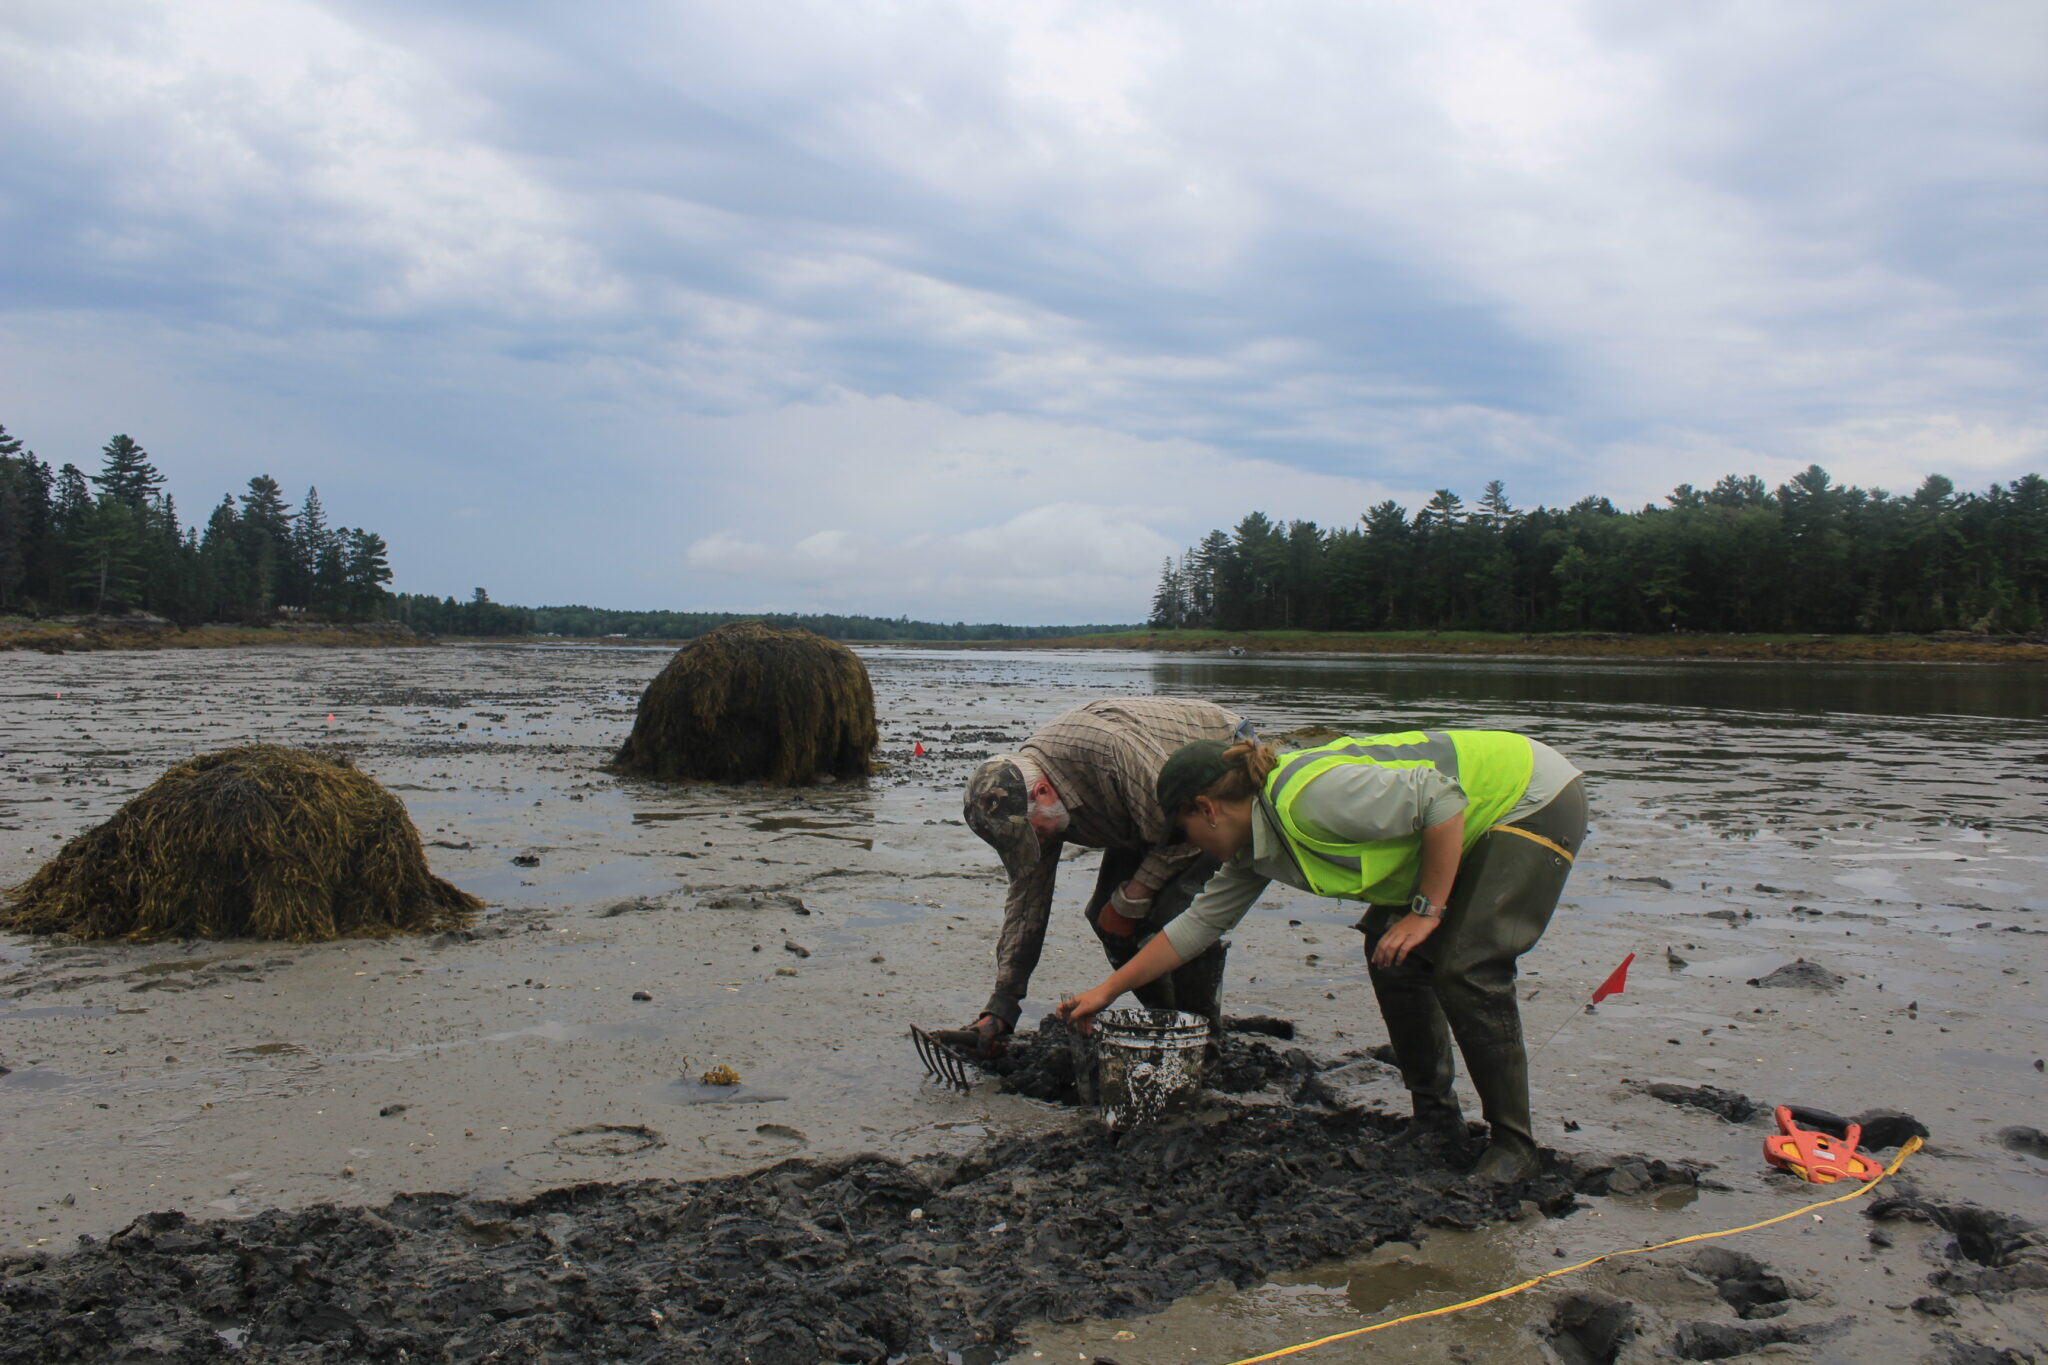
[1590,953,1635,1004]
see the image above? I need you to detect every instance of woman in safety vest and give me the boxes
[1056,729,1587,1182]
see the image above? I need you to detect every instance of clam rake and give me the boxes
[908,1025,980,1091]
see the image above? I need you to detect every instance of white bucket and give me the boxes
[1095,1007,1210,1128]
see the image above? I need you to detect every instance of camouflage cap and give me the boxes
[963,755,1042,880]
[1154,738,1233,818]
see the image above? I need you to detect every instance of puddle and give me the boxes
[1935,1047,2046,1077]
[744,814,876,849]
[551,1124,663,1157]
[0,1067,85,1092]
[0,1004,116,1019]
[129,957,233,977]
[451,859,682,907]
[653,1080,790,1105]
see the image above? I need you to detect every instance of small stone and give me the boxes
[632,990,653,1001]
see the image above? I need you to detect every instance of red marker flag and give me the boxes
[1590,953,1635,1004]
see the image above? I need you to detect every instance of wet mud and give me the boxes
[4,644,2046,1363]
[0,1101,1608,1364]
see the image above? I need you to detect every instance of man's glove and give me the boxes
[930,1013,1010,1060]
[1097,881,1153,937]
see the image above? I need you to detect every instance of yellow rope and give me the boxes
[1215,1136,1923,1365]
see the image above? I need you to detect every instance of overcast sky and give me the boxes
[3,2,2043,622]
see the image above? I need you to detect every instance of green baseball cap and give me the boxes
[1154,739,1232,817]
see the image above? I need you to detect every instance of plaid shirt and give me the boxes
[984,697,1243,1027]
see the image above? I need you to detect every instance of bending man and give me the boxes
[947,697,1250,1056]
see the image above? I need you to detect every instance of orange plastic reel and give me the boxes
[1763,1105,1884,1184]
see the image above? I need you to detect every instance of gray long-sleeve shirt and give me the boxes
[983,697,1243,1027]
[1158,737,1580,960]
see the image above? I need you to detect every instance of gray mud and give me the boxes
[4,645,2046,1363]
[0,1100,1637,1363]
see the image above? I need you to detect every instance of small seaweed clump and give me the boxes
[610,620,878,785]
[0,745,480,942]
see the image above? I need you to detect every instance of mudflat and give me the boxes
[2,644,2043,1363]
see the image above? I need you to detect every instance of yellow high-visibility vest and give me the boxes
[1263,730,1533,903]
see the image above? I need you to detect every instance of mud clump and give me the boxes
[1688,1247,1805,1319]
[1637,1082,1761,1124]
[1748,959,1845,990]
[1546,1292,1638,1365]
[1670,1316,1848,1359]
[1851,1108,1928,1151]
[0,1105,1582,1365]
[608,621,877,785]
[0,745,479,941]
[1997,1125,2048,1159]
[1868,1196,2048,1298]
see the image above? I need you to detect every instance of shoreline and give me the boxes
[7,617,2043,665]
[0,619,430,653]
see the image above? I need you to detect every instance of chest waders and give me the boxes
[1265,733,1587,1181]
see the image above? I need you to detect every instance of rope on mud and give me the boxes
[1214,1136,1924,1365]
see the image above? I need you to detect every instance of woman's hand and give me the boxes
[1055,985,1118,1037]
[1371,912,1442,969]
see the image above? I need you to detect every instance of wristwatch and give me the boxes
[1408,893,1444,920]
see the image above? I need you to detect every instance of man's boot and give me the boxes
[1387,1089,1466,1147]
[1137,940,1228,1030]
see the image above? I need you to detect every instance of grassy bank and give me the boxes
[0,618,430,653]
[998,628,2048,665]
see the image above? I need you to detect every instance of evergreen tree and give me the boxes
[339,528,393,618]
[238,475,294,612]
[291,486,336,609]
[0,426,55,609]
[1148,557,1187,629]
[91,434,165,510]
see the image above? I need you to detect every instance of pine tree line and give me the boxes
[386,595,1136,642]
[1150,468,2048,635]
[0,423,393,622]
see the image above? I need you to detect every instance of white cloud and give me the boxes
[2,0,2040,618]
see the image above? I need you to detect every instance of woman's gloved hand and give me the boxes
[1055,987,1116,1038]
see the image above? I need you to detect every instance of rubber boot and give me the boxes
[1136,939,1228,1030]
[1387,1089,1466,1148]
[1462,1038,1540,1181]
[1363,917,1458,1100]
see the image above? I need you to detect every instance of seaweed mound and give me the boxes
[0,1104,1585,1364]
[610,621,878,785]
[0,745,480,941]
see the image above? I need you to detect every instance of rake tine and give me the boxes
[909,1025,977,1091]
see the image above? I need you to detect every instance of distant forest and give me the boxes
[389,594,1133,643]
[1151,467,2048,635]
[0,423,391,622]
